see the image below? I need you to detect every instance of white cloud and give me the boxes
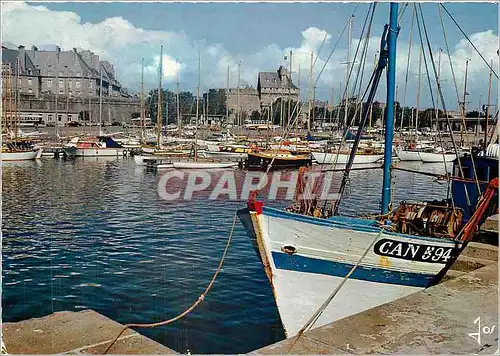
[2,1,498,111]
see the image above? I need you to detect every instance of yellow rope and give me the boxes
[102,212,237,354]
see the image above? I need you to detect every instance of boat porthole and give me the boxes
[281,244,297,255]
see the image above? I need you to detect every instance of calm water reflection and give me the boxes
[2,157,450,353]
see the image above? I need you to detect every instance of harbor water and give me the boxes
[2,157,452,354]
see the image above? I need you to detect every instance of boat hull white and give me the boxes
[395,149,422,161]
[312,152,383,165]
[419,152,457,163]
[1,149,41,161]
[238,206,459,337]
[172,161,238,169]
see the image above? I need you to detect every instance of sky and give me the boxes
[1,1,499,111]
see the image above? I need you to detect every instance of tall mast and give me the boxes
[176,59,181,132]
[329,87,334,124]
[195,49,200,161]
[369,54,377,128]
[226,66,230,124]
[461,58,470,145]
[288,50,292,127]
[55,49,60,139]
[308,52,313,131]
[434,48,443,130]
[237,61,241,127]
[15,57,20,138]
[99,67,103,136]
[343,17,353,129]
[156,45,163,149]
[140,57,145,144]
[484,59,493,150]
[296,63,300,136]
[415,46,422,132]
[88,72,91,135]
[381,2,399,215]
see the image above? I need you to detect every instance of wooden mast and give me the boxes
[156,45,163,150]
[195,49,200,161]
[140,57,145,144]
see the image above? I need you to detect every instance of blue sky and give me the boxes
[3,2,499,111]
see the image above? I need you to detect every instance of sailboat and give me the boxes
[1,61,42,161]
[237,3,497,338]
[172,50,238,170]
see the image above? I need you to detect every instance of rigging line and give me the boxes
[400,6,415,131]
[312,32,329,71]
[437,5,461,106]
[313,7,357,87]
[440,3,498,79]
[341,3,375,128]
[353,3,376,103]
[437,4,474,150]
[345,4,373,100]
[397,2,409,24]
[417,4,475,210]
[414,5,451,179]
[350,3,374,98]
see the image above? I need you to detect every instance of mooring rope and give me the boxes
[102,211,237,354]
[285,227,385,354]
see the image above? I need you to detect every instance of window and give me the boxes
[59,89,64,94]
[68,81,72,88]
[89,81,93,88]
[48,114,53,122]
[89,90,93,96]
[47,79,52,87]
[59,79,64,88]
[76,80,81,88]
[68,114,72,121]
[28,69,32,75]
[28,78,32,86]
[76,90,81,96]
[68,90,73,96]
[58,115,62,122]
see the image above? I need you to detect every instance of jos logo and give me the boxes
[468,317,497,346]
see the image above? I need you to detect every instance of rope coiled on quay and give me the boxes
[102,211,238,354]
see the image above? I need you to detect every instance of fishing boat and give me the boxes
[452,143,499,221]
[237,4,497,338]
[245,150,312,170]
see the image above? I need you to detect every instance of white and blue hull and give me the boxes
[238,205,460,337]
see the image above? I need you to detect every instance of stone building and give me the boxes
[257,66,299,108]
[1,45,128,99]
[2,44,138,126]
[226,86,260,123]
